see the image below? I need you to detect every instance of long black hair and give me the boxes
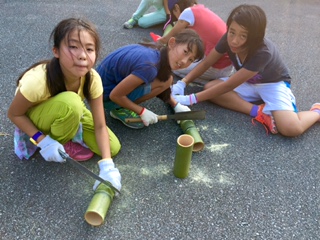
[140,29,204,102]
[140,28,204,83]
[16,18,101,100]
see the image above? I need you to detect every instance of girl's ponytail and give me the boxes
[157,46,172,82]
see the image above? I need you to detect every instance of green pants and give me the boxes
[27,92,121,157]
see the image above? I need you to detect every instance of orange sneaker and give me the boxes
[252,104,278,134]
[64,141,94,161]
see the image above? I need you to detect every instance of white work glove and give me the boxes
[173,103,191,124]
[93,159,122,192]
[139,108,158,126]
[173,93,198,106]
[37,135,66,163]
[171,80,186,95]
[174,102,191,113]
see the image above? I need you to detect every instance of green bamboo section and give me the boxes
[173,134,194,179]
[84,184,115,226]
[179,120,204,152]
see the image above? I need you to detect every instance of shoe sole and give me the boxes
[72,152,94,161]
[123,24,134,29]
[252,118,278,134]
[110,111,144,129]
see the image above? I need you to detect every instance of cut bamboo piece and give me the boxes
[84,184,115,226]
[179,120,204,152]
[173,134,194,179]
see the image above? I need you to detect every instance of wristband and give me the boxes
[189,94,198,105]
[30,131,43,145]
[139,108,145,116]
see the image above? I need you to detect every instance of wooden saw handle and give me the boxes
[125,115,168,123]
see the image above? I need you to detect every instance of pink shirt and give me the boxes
[179,5,231,69]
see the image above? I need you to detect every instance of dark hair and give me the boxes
[227,4,267,61]
[174,28,204,61]
[141,29,204,103]
[170,0,198,23]
[16,18,101,100]
[140,29,204,83]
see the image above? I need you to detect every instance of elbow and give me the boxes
[109,91,117,103]
[109,92,122,106]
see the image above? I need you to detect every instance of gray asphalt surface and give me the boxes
[1,0,320,239]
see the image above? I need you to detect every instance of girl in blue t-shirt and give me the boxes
[97,29,204,129]
[171,4,320,137]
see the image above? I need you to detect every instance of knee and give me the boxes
[278,124,304,137]
[159,77,173,95]
[56,92,83,119]
[55,92,82,109]
[155,76,172,90]
[138,18,152,28]
[275,115,305,137]
[60,92,82,106]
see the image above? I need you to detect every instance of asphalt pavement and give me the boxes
[0,0,319,239]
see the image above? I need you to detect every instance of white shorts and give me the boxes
[220,78,297,115]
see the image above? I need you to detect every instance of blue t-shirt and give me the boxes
[96,44,160,99]
[215,34,291,84]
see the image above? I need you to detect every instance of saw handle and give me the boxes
[125,115,168,123]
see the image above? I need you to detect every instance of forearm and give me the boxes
[95,126,112,159]
[163,0,170,14]
[196,68,258,103]
[159,20,188,45]
[8,92,46,142]
[159,29,176,45]
[183,48,225,85]
[196,80,234,102]
[9,115,47,144]
[9,114,42,137]
[183,59,211,85]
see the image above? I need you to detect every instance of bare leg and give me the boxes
[204,80,253,115]
[204,80,320,137]
[273,110,320,137]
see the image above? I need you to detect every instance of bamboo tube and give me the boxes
[84,184,115,226]
[179,120,204,152]
[173,134,194,179]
